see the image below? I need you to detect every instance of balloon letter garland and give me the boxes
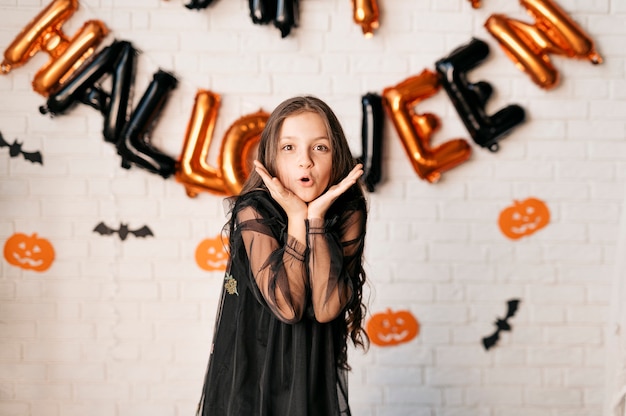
[274,0,299,38]
[248,0,299,38]
[41,40,136,144]
[116,70,178,177]
[219,110,269,195]
[435,38,526,152]
[352,0,380,38]
[382,70,472,184]
[1,0,108,96]
[176,90,224,196]
[485,0,602,89]
[40,40,179,178]
[358,93,384,192]
[175,90,269,197]
[250,0,276,24]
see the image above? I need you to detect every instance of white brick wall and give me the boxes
[1,0,625,415]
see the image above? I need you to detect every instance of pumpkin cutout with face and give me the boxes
[498,197,550,240]
[3,232,55,272]
[366,308,420,347]
[195,235,228,272]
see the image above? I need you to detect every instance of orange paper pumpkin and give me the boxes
[3,232,55,272]
[498,197,550,240]
[366,308,419,347]
[195,236,228,272]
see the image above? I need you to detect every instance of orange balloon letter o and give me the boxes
[219,110,269,196]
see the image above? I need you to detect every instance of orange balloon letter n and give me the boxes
[485,0,602,89]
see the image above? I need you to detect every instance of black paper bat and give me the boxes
[482,299,520,350]
[185,0,217,9]
[0,131,43,164]
[93,222,154,241]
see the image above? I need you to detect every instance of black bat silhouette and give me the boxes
[0,131,43,164]
[482,299,520,350]
[93,222,154,241]
[185,0,216,9]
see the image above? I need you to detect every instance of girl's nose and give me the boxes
[298,152,313,168]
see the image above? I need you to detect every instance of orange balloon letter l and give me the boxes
[176,90,226,197]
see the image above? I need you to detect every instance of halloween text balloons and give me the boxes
[176,90,225,196]
[116,70,178,178]
[41,40,178,178]
[358,93,384,192]
[382,69,472,184]
[436,38,526,152]
[352,0,380,37]
[485,0,602,89]
[41,40,137,144]
[1,0,108,96]
[176,90,269,197]
[249,0,299,38]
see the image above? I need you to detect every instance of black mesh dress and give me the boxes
[197,187,367,416]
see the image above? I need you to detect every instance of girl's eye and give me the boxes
[314,144,329,152]
[281,144,293,151]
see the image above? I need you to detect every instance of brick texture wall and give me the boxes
[1,0,625,415]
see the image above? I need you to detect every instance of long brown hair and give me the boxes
[239,95,369,353]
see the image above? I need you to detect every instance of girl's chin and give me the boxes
[295,190,322,203]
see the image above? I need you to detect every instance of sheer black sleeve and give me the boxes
[236,205,308,324]
[307,207,366,323]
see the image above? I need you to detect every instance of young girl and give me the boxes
[197,96,369,416]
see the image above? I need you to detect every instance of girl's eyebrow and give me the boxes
[279,135,330,141]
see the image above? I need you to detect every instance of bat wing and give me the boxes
[23,151,43,165]
[482,331,500,350]
[131,225,154,238]
[0,132,9,148]
[504,299,520,319]
[93,222,115,236]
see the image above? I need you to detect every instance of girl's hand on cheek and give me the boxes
[254,160,308,218]
[308,164,364,219]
